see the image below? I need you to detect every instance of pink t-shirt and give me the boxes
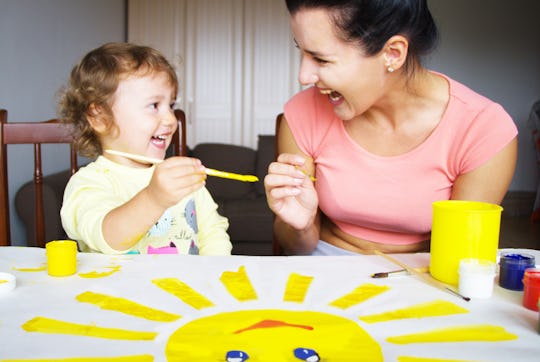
[284,74,517,245]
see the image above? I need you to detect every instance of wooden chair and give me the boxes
[0,108,187,248]
[172,109,187,157]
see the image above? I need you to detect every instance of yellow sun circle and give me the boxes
[166,309,383,361]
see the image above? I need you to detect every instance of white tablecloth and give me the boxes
[1,247,539,361]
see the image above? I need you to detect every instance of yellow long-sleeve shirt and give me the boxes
[61,156,231,255]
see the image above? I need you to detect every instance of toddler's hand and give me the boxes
[147,156,206,209]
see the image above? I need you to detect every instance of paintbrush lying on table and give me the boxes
[105,149,259,182]
[371,266,429,278]
[373,250,470,302]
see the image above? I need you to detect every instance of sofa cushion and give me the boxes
[222,198,273,242]
[255,135,275,195]
[191,143,257,200]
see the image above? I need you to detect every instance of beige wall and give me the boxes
[427,0,540,191]
[0,0,125,244]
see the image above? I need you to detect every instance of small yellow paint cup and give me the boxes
[46,240,77,277]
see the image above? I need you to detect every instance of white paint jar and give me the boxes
[458,258,496,299]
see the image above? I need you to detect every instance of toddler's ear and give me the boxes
[87,103,108,133]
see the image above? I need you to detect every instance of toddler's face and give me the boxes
[102,71,177,168]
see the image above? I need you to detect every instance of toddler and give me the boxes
[59,42,232,255]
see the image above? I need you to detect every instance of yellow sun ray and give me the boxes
[398,357,479,362]
[22,317,157,340]
[219,265,258,301]
[359,300,468,323]
[76,291,180,322]
[387,325,518,344]
[12,264,47,272]
[78,265,121,278]
[152,278,214,309]
[1,355,154,362]
[283,273,314,303]
[329,283,389,309]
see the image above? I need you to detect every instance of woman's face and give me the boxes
[290,8,388,121]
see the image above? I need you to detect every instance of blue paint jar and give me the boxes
[498,253,536,291]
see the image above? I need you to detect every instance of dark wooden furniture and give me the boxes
[0,109,77,247]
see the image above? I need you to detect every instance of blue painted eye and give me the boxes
[294,347,320,361]
[226,350,249,361]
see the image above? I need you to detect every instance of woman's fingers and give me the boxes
[276,153,308,167]
[268,160,307,180]
[271,187,302,201]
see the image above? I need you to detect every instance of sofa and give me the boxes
[189,135,275,255]
[15,135,276,255]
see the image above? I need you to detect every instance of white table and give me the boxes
[1,247,539,362]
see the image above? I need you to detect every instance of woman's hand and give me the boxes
[264,153,318,231]
[147,156,207,209]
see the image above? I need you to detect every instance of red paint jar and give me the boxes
[522,268,540,311]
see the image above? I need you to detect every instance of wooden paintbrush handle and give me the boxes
[373,250,470,301]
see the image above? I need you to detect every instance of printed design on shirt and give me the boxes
[185,199,199,255]
[147,209,178,254]
[149,209,174,237]
[148,242,177,254]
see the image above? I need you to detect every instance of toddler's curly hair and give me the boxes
[58,42,178,158]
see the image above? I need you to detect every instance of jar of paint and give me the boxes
[46,240,77,277]
[498,252,536,291]
[522,268,540,311]
[458,259,496,299]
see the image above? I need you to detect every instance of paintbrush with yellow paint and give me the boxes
[296,166,317,182]
[105,149,259,183]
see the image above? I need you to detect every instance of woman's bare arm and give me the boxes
[451,137,517,203]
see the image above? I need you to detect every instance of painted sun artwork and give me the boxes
[1,252,524,362]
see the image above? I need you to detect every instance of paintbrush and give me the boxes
[295,166,317,182]
[373,250,470,302]
[105,149,259,182]
[371,266,429,278]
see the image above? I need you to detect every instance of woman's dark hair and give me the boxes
[285,0,438,73]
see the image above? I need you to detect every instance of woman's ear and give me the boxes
[87,103,108,134]
[383,35,409,72]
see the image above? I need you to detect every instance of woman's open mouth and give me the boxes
[319,88,344,105]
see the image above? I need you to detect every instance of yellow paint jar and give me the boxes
[430,200,502,285]
[46,240,78,277]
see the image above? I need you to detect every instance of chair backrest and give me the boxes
[272,113,285,256]
[0,108,187,247]
[173,109,187,157]
[0,109,77,247]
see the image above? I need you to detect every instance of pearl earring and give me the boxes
[387,65,395,73]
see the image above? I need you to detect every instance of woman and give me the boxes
[264,0,518,255]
